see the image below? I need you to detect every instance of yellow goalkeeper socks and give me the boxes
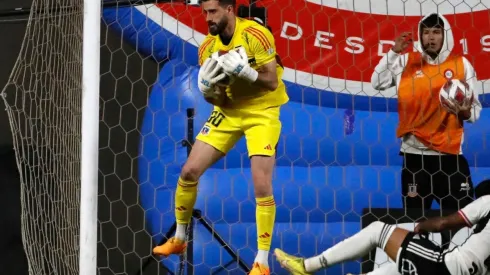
[255,195,276,266]
[174,177,198,241]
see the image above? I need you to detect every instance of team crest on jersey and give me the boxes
[407,183,418,198]
[444,69,454,80]
[200,125,210,135]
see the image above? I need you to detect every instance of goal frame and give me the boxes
[80,0,101,274]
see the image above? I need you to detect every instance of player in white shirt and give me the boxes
[274,181,490,275]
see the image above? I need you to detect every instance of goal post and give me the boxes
[80,0,101,274]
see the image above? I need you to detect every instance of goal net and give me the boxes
[2,0,490,274]
[1,0,82,274]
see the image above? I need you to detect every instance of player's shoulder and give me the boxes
[463,195,490,214]
[199,34,217,49]
[476,195,490,204]
[238,18,273,38]
[198,35,217,56]
[198,35,218,65]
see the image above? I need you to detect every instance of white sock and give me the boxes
[304,221,395,273]
[175,224,187,241]
[254,250,269,267]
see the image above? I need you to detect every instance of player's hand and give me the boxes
[198,57,227,97]
[444,95,473,119]
[219,47,258,83]
[392,32,413,54]
[455,96,473,120]
[211,52,236,86]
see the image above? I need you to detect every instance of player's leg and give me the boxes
[436,154,474,210]
[174,140,224,238]
[347,263,400,275]
[274,221,409,274]
[153,107,242,257]
[401,153,434,210]
[243,106,281,273]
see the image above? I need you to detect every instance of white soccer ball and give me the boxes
[439,79,473,112]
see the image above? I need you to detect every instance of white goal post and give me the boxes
[80,0,101,274]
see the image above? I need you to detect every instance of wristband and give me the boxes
[240,66,258,83]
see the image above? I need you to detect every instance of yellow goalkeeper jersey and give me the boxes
[198,17,289,110]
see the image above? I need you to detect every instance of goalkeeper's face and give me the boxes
[203,1,232,36]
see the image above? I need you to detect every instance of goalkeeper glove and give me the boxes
[219,47,258,83]
[198,57,227,98]
[211,51,236,86]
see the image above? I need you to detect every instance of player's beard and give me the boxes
[208,16,228,36]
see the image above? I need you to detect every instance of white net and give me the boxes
[0,1,83,274]
[103,1,490,274]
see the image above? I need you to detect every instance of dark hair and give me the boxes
[476,179,490,199]
[421,13,444,29]
[200,0,236,7]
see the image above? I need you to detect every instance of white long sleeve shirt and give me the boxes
[370,14,482,155]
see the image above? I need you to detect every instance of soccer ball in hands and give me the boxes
[211,50,235,86]
[439,79,473,113]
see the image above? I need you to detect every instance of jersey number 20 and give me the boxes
[207,111,225,127]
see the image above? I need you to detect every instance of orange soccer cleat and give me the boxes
[248,262,270,275]
[152,237,187,257]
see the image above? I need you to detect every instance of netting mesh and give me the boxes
[0,1,82,274]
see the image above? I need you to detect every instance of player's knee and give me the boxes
[254,184,272,198]
[366,221,386,242]
[252,173,272,197]
[251,156,275,197]
[368,221,385,231]
[180,164,202,182]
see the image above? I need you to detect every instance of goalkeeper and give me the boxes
[153,0,288,274]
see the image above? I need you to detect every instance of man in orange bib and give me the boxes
[371,13,482,211]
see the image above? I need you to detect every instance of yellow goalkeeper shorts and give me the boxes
[196,105,281,157]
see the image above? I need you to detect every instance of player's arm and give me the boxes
[244,26,278,90]
[415,195,490,233]
[371,33,410,91]
[459,57,482,122]
[251,57,278,91]
[219,26,278,91]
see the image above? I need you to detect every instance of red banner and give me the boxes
[159,1,490,82]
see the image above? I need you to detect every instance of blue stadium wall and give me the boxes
[103,6,490,275]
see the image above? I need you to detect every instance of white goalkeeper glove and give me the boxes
[211,52,236,86]
[219,47,258,83]
[198,57,227,98]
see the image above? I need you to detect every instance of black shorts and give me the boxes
[401,153,474,210]
[397,233,451,275]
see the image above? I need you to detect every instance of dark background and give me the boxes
[0,1,168,274]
